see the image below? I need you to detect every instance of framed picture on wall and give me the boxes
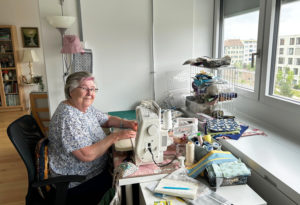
[21,27,40,48]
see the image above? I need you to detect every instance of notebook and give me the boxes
[154,178,198,200]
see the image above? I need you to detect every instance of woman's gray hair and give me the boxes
[64,71,94,99]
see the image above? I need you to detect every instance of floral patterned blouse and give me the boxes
[48,102,109,188]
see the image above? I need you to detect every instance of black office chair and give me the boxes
[7,115,85,205]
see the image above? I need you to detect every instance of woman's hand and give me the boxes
[124,120,138,131]
[115,129,137,141]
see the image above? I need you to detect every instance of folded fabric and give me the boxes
[218,160,251,178]
[207,118,240,132]
[186,150,237,178]
[213,125,249,140]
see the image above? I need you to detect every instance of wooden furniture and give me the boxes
[0,25,24,112]
[30,92,50,136]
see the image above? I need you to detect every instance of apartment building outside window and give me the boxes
[297,37,300,45]
[288,58,293,65]
[280,48,284,54]
[290,38,295,45]
[280,38,285,45]
[288,48,294,55]
[278,57,285,64]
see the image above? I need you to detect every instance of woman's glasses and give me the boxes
[78,86,99,93]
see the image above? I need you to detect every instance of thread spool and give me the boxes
[163,110,172,130]
[197,133,203,146]
[185,141,195,166]
[203,134,212,143]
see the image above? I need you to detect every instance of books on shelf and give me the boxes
[5,94,20,106]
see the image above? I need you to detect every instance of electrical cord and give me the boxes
[148,147,177,167]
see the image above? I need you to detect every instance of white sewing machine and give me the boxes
[114,100,171,166]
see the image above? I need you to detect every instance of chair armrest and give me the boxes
[32,175,86,187]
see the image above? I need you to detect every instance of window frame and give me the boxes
[217,0,300,117]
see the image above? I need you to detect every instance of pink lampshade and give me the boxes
[61,35,84,54]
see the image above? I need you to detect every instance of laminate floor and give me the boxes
[0,110,28,205]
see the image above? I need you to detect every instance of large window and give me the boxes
[221,0,300,104]
[272,0,300,102]
[223,10,259,90]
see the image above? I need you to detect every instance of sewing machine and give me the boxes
[114,100,171,166]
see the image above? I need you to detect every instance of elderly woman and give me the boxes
[48,71,137,205]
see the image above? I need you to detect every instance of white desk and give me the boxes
[139,181,267,205]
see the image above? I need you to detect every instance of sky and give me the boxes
[224,1,300,40]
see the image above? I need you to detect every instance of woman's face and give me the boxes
[69,79,96,109]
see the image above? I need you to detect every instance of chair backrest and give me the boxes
[7,115,45,185]
[30,92,50,136]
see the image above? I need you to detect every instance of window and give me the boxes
[297,37,300,45]
[280,48,284,54]
[271,0,300,102]
[290,38,295,45]
[293,79,297,85]
[288,48,294,55]
[223,9,259,90]
[220,0,300,112]
[278,57,285,64]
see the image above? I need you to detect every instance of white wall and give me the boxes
[80,0,153,112]
[37,0,214,114]
[0,0,47,94]
[38,0,80,115]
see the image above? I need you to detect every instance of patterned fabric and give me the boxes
[35,137,50,198]
[48,102,109,188]
[205,161,250,187]
[114,162,138,178]
[207,119,240,132]
[218,161,251,178]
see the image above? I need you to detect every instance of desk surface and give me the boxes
[113,145,180,186]
[140,181,267,205]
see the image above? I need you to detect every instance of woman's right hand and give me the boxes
[114,129,137,141]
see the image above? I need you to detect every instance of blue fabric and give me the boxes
[213,125,249,140]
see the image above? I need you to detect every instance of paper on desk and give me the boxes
[156,168,232,205]
[154,178,198,199]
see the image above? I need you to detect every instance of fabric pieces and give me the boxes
[213,125,249,140]
[207,119,240,132]
[114,162,138,178]
[205,160,251,187]
[186,150,237,178]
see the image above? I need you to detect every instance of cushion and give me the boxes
[35,137,51,198]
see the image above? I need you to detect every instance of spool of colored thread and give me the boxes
[197,133,203,146]
[185,141,195,166]
[203,134,212,143]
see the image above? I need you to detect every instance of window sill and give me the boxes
[218,113,300,203]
